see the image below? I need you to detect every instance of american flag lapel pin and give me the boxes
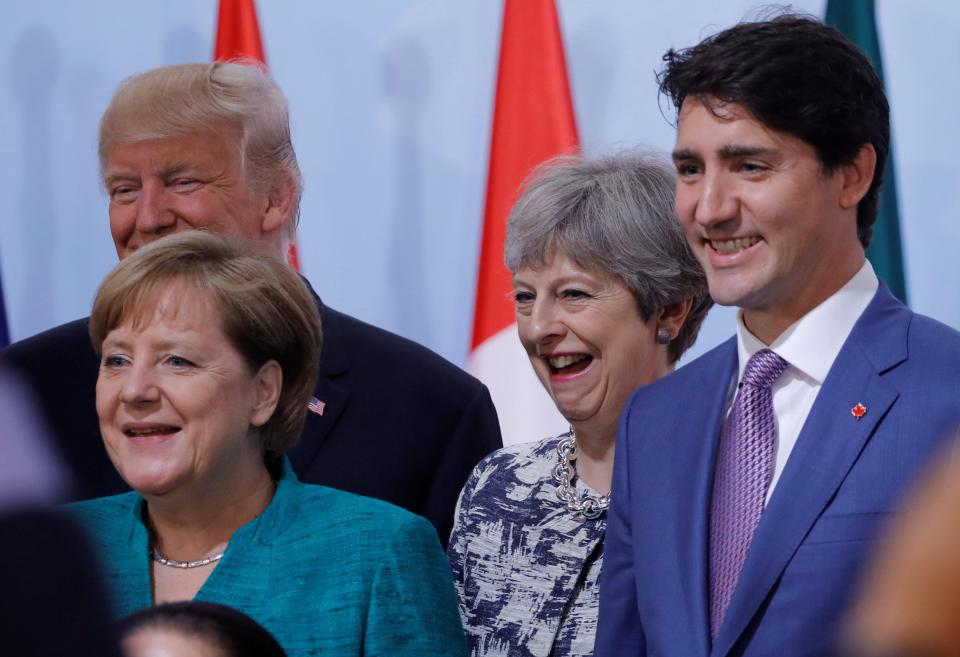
[307,397,326,417]
[851,403,867,420]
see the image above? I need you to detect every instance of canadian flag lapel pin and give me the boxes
[851,403,867,421]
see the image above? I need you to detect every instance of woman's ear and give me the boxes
[655,298,694,342]
[249,360,283,428]
[839,143,877,210]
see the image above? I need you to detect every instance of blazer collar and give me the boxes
[662,337,739,657]
[287,278,351,473]
[711,283,910,656]
[302,277,350,377]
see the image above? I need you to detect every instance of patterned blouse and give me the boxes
[448,434,606,657]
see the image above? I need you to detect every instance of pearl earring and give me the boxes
[656,327,671,345]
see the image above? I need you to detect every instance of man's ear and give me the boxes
[839,143,877,210]
[249,360,283,428]
[260,175,296,237]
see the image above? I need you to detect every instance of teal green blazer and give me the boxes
[68,460,467,657]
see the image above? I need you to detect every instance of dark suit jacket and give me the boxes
[595,284,960,657]
[1,288,502,545]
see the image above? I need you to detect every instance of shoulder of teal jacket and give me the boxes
[283,480,442,552]
[64,491,141,534]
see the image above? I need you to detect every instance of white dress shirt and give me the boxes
[728,260,880,503]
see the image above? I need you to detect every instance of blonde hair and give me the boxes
[90,230,321,453]
[98,61,303,239]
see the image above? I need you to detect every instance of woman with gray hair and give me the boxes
[448,150,711,656]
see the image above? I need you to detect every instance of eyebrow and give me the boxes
[672,145,781,162]
[156,162,194,179]
[100,337,130,352]
[511,272,601,289]
[103,162,194,186]
[717,145,780,159]
[103,172,137,186]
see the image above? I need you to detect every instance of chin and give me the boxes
[555,403,594,427]
[706,279,759,308]
[117,462,185,498]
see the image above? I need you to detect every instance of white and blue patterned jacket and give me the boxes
[448,435,606,657]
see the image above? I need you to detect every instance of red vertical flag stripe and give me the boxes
[213,0,301,270]
[471,0,579,349]
[214,0,266,62]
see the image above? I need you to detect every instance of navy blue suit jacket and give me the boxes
[1,285,502,546]
[595,284,960,657]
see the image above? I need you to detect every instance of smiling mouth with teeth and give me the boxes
[546,354,593,375]
[709,236,761,254]
[124,426,180,437]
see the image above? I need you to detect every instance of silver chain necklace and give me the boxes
[552,430,610,520]
[151,549,225,569]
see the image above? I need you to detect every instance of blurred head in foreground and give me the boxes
[120,601,286,657]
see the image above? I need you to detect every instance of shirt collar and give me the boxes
[736,260,879,384]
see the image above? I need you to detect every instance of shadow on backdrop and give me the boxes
[569,17,619,155]
[12,26,59,333]
[381,34,433,348]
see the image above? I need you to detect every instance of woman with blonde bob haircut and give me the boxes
[71,231,467,657]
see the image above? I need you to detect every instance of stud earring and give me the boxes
[656,327,671,345]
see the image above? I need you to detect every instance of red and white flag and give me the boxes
[467,0,579,446]
[214,0,301,271]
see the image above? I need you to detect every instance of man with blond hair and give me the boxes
[2,62,501,546]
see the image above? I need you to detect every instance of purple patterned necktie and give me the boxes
[709,348,788,638]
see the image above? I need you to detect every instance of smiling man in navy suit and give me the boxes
[595,14,960,657]
[1,62,501,546]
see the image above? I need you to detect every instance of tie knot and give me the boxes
[740,349,788,389]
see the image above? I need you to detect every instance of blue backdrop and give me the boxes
[1,1,957,367]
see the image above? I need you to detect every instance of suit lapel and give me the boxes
[670,339,738,657]
[288,285,352,474]
[711,285,909,657]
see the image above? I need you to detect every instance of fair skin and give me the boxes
[123,627,227,657]
[514,250,691,493]
[103,130,294,261]
[97,284,282,603]
[672,98,876,345]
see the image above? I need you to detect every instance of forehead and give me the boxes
[674,98,821,163]
[514,248,609,284]
[104,131,239,175]
[123,626,223,657]
[115,281,222,336]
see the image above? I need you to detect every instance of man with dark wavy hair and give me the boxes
[596,13,960,657]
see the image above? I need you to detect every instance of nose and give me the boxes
[134,182,177,237]
[523,297,567,349]
[119,362,160,406]
[692,171,739,229]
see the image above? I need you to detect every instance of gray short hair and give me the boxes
[98,61,303,239]
[504,150,712,362]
